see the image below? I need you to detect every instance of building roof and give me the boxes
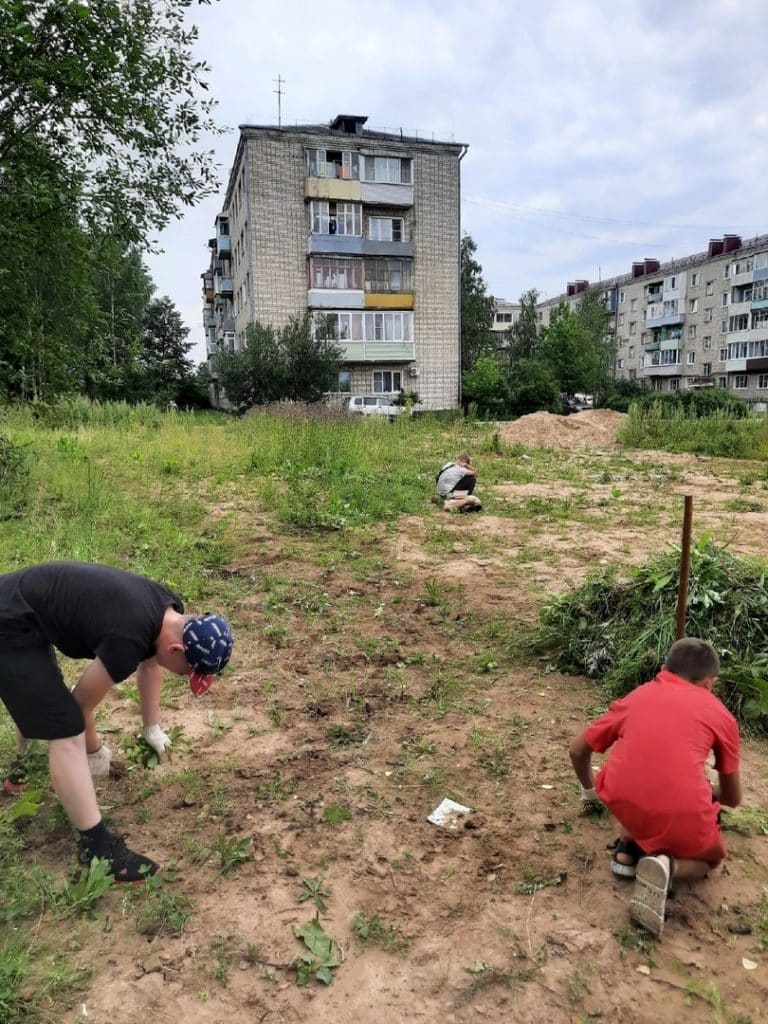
[236,121,466,149]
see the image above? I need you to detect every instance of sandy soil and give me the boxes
[19,442,768,1024]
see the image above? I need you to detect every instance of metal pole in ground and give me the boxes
[675,495,694,640]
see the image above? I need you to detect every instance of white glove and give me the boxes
[142,724,172,760]
[87,744,112,779]
[580,784,600,803]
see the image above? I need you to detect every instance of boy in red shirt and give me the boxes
[569,638,741,938]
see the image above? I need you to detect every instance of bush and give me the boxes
[595,379,646,413]
[620,404,768,458]
[531,539,768,729]
[633,388,749,418]
[0,436,30,520]
[509,359,560,417]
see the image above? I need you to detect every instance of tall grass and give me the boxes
[620,402,768,458]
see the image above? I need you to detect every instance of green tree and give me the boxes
[0,0,220,240]
[509,358,560,417]
[508,289,541,362]
[462,354,510,419]
[575,286,614,395]
[131,296,195,404]
[460,234,495,373]
[281,314,343,402]
[538,302,600,395]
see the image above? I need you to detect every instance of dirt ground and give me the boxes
[22,438,768,1024]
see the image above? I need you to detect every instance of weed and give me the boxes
[721,806,768,836]
[122,725,183,769]
[129,874,196,936]
[298,876,331,913]
[351,911,410,954]
[254,772,296,804]
[294,917,342,985]
[517,869,566,895]
[57,857,113,917]
[325,723,368,748]
[215,835,253,875]
[323,802,353,825]
[614,924,656,961]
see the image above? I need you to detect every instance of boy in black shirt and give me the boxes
[0,562,233,881]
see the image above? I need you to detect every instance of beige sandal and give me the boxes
[630,855,672,939]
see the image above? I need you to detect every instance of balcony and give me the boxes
[646,292,663,304]
[645,312,685,329]
[642,364,682,376]
[725,358,747,372]
[364,292,414,310]
[752,299,768,311]
[217,237,231,256]
[728,269,754,288]
[336,341,415,362]
[223,317,235,333]
[308,288,364,310]
[217,277,233,297]
[361,183,414,208]
[308,235,414,259]
[305,177,362,202]
[203,310,216,328]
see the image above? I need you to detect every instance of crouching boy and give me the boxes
[569,638,741,938]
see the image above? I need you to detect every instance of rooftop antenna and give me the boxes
[273,74,285,127]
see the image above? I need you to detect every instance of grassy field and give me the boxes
[1,403,768,1024]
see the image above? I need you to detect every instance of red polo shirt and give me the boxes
[585,669,740,858]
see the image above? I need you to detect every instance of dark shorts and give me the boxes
[0,645,84,740]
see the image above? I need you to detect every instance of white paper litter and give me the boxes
[635,965,651,976]
[742,958,758,971]
[427,798,473,830]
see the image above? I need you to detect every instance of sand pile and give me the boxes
[499,409,627,450]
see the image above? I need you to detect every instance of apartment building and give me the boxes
[490,298,521,336]
[536,234,768,404]
[201,114,466,409]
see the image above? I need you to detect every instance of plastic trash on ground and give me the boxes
[427,797,473,831]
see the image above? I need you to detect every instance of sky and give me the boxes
[146,0,768,363]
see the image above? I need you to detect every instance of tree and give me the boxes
[575,286,614,396]
[0,0,220,241]
[460,234,495,373]
[462,354,510,419]
[537,303,599,395]
[131,297,195,404]
[509,359,560,417]
[216,316,343,411]
[508,289,541,362]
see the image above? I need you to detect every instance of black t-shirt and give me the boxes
[0,562,184,683]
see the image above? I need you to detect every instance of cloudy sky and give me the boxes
[146,0,768,362]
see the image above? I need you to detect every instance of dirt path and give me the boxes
[46,446,768,1024]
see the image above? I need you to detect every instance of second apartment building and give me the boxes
[537,232,768,404]
[202,114,466,409]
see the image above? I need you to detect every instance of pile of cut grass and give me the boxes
[532,538,768,729]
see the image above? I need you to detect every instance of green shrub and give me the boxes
[595,379,646,413]
[532,539,768,729]
[620,404,768,458]
[633,388,749,418]
[0,436,31,520]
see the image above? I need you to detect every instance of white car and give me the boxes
[347,395,404,418]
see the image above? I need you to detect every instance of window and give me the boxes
[759,375,768,390]
[703,336,712,350]
[721,320,728,333]
[629,321,637,336]
[722,292,729,307]
[686,376,696,387]
[616,358,623,369]
[751,308,768,330]
[364,258,413,293]
[619,290,625,303]
[733,375,748,389]
[703,362,712,376]
[309,256,363,290]
[368,217,405,242]
[718,376,727,388]
[705,280,714,295]
[719,347,728,361]
[337,370,351,393]
[310,201,362,236]
[704,307,713,322]
[630,298,637,311]
[660,349,681,365]
[687,352,695,365]
[618,313,625,326]
[670,276,676,289]
[668,378,679,391]
[753,280,768,301]
[628,345,635,357]
[629,368,636,380]
[373,370,402,393]
[729,314,749,332]
[306,148,360,180]
[324,311,413,343]
[727,341,748,359]
[689,298,698,313]
[688,324,697,339]
[691,272,699,286]
[362,156,412,184]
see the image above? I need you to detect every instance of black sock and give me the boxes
[78,820,110,849]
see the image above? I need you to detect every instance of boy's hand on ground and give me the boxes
[142,724,172,759]
[87,744,112,779]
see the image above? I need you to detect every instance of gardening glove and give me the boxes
[142,724,172,760]
[87,744,112,780]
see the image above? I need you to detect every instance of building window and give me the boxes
[309,256,363,289]
[324,310,413,342]
[719,347,727,361]
[688,324,696,339]
[337,370,351,393]
[362,156,413,184]
[629,368,636,380]
[619,290,625,303]
[628,345,635,357]
[364,258,413,293]
[703,336,712,349]
[718,376,727,387]
[310,201,362,236]
[691,272,699,286]
[705,280,714,296]
[721,320,728,333]
[495,312,514,323]
[704,308,713,322]
[689,298,698,313]
[660,349,681,365]
[668,378,679,391]
[618,313,625,326]
[670,277,676,289]
[629,321,637,336]
[373,370,402,393]
[617,358,623,369]
[759,375,768,390]
[722,292,729,307]
[630,297,637,311]
[687,352,695,365]
[703,362,712,375]
[729,314,749,332]
[752,308,768,330]
[733,374,748,389]
[306,148,361,180]
[368,217,405,242]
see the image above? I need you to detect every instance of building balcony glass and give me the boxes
[305,178,362,202]
[217,237,231,256]
[308,235,414,259]
[360,183,414,208]
[645,312,686,328]
[203,310,216,328]
[647,292,663,303]
[337,341,415,362]
[217,277,233,297]
[642,364,681,376]
[308,289,364,310]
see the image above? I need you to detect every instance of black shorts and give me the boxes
[0,645,85,740]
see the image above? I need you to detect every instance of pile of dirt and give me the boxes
[499,409,627,450]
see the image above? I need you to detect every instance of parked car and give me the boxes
[347,395,404,419]
[560,394,590,416]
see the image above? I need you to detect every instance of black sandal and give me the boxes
[607,836,645,878]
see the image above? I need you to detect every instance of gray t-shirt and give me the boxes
[436,462,469,497]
